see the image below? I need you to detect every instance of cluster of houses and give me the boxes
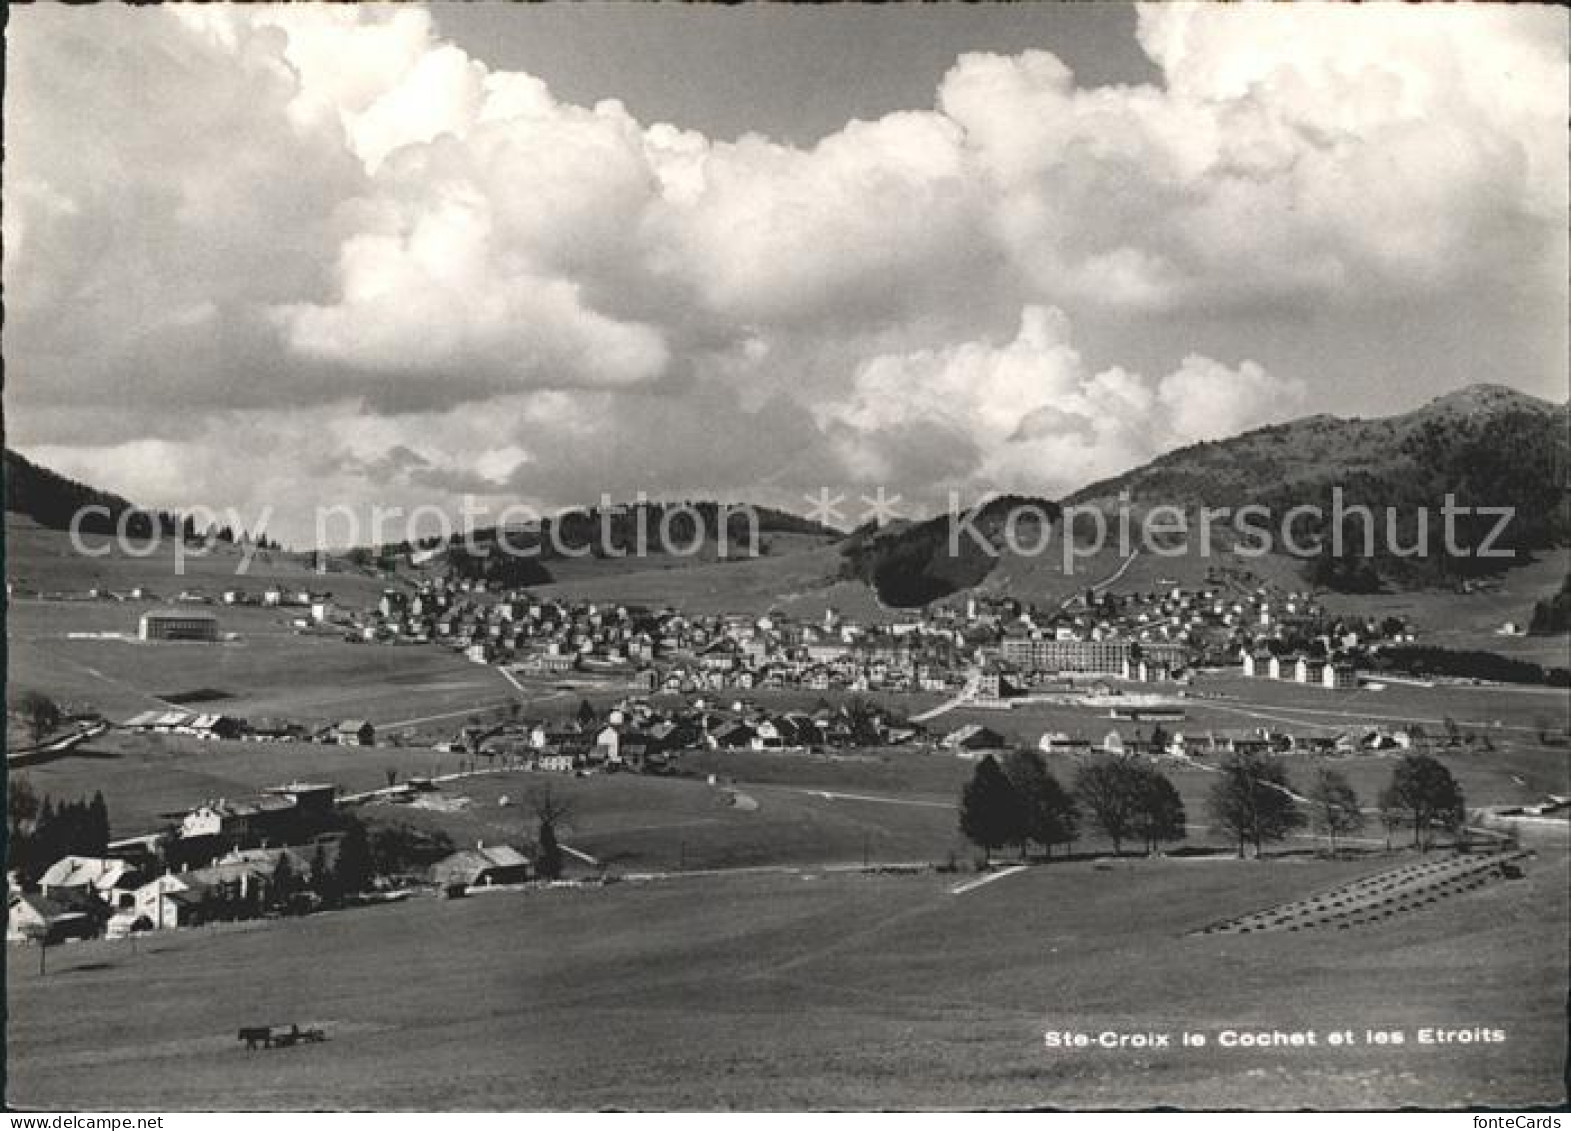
[445,696,922,774]
[7,778,347,943]
[351,580,987,693]
[341,570,1416,703]
[6,773,539,943]
[120,709,375,747]
[941,718,1427,763]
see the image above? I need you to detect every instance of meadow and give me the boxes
[6,843,1565,1110]
[7,518,1569,1110]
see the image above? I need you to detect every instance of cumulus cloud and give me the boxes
[830,306,1305,501]
[3,3,1564,542]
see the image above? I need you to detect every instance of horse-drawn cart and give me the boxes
[238,1023,326,1050]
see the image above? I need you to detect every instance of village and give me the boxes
[8,558,1482,957]
[93,565,1416,696]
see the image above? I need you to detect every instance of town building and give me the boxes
[138,609,219,642]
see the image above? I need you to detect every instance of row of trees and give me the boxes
[1369,645,1570,689]
[959,750,1187,861]
[7,782,111,883]
[1199,751,1466,857]
[960,750,1469,863]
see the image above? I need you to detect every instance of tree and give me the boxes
[537,822,564,881]
[86,791,110,857]
[310,844,341,907]
[7,790,115,884]
[270,856,298,913]
[1375,784,1403,851]
[958,755,1027,864]
[17,692,61,746]
[1386,754,1465,851]
[334,818,374,897]
[1002,749,1079,859]
[1130,766,1186,855]
[1073,758,1142,856]
[842,697,883,746]
[7,778,41,880]
[576,698,597,728]
[369,822,453,879]
[529,784,575,880]
[1309,767,1364,855]
[1207,752,1304,857]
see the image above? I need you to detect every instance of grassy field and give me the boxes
[5,598,524,726]
[8,515,1569,1110]
[935,680,1571,751]
[3,516,389,605]
[6,843,1565,1110]
[1317,549,1570,664]
[16,717,1564,887]
[512,532,854,617]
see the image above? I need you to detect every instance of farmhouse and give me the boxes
[139,609,219,642]
[1209,729,1274,756]
[123,708,198,734]
[175,783,333,845]
[1038,731,1092,755]
[37,856,140,905]
[329,719,376,746]
[7,891,101,944]
[941,724,1007,753]
[188,714,243,740]
[247,718,307,742]
[430,844,532,889]
[708,720,755,749]
[178,795,296,842]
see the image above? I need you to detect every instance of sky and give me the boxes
[4,2,1567,546]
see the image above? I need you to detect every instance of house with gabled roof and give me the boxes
[429,844,532,889]
[941,724,1007,753]
[7,890,102,943]
[708,720,755,749]
[37,856,140,905]
[329,719,375,746]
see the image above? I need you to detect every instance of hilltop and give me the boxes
[838,495,1061,607]
[1061,383,1569,590]
[4,448,152,535]
[1068,384,1565,519]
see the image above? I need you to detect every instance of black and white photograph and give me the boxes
[3,0,1568,1114]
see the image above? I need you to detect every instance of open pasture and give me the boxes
[6,844,1565,1110]
[6,598,518,725]
[530,534,847,615]
[4,517,389,605]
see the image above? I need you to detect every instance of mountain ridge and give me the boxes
[8,382,1567,602]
